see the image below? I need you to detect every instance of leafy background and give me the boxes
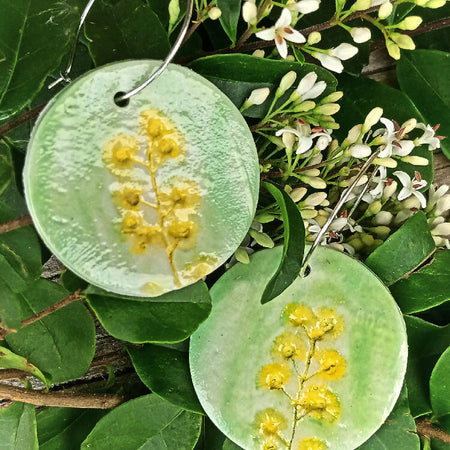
[0,0,449,449]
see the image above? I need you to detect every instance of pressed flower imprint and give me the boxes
[103,109,214,288]
[255,303,345,450]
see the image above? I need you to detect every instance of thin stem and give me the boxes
[0,104,46,139]
[0,290,83,340]
[416,419,450,444]
[0,215,33,234]
[182,20,202,45]
[0,384,124,409]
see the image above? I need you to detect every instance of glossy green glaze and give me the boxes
[190,246,407,450]
[24,60,259,297]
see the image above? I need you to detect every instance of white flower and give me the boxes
[415,123,442,150]
[393,170,427,208]
[430,217,450,248]
[242,0,257,24]
[369,166,387,199]
[331,43,359,60]
[374,118,415,157]
[350,27,371,43]
[313,52,344,73]
[246,87,270,105]
[291,0,321,14]
[296,72,326,100]
[276,121,332,154]
[256,9,306,59]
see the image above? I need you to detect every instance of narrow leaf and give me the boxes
[216,0,241,45]
[37,407,106,450]
[390,250,450,314]
[0,346,47,385]
[397,50,450,159]
[86,281,211,343]
[430,347,450,433]
[194,417,242,450]
[260,182,305,304]
[85,0,170,66]
[357,385,420,449]
[365,212,435,286]
[5,279,96,384]
[404,315,450,417]
[0,402,38,450]
[128,344,203,414]
[81,395,202,450]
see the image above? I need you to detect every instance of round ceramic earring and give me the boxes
[190,157,408,450]
[24,0,260,297]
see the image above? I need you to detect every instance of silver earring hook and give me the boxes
[48,0,194,99]
[48,0,97,90]
[300,151,382,277]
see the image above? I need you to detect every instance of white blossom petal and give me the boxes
[303,81,326,100]
[276,37,288,58]
[297,72,318,96]
[255,28,276,41]
[276,8,292,28]
[284,29,306,43]
[412,191,427,208]
[392,139,414,156]
[393,170,412,187]
[331,43,358,60]
[294,0,321,14]
[314,53,343,73]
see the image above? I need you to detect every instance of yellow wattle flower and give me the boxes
[255,408,287,436]
[284,303,317,328]
[307,307,344,340]
[316,350,346,380]
[259,363,291,390]
[298,384,341,423]
[298,437,328,450]
[271,332,306,361]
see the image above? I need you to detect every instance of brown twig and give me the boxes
[0,369,29,381]
[0,104,46,140]
[0,384,124,409]
[182,20,202,45]
[0,290,83,340]
[416,418,450,444]
[0,215,33,234]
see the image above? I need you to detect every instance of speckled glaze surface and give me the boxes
[190,246,407,450]
[24,60,259,297]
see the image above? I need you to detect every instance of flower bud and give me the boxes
[300,208,318,219]
[301,168,320,177]
[425,0,446,8]
[320,91,344,103]
[252,49,265,58]
[363,107,383,132]
[401,118,417,133]
[402,196,421,209]
[293,100,316,112]
[386,40,400,60]
[331,43,359,60]
[373,211,393,225]
[308,31,322,45]
[346,124,363,144]
[301,176,327,189]
[391,33,415,50]
[246,87,270,105]
[290,187,307,203]
[431,222,450,236]
[436,194,450,215]
[401,156,429,166]
[350,144,372,158]
[313,53,344,73]
[378,1,393,19]
[305,192,327,206]
[208,6,222,20]
[242,1,257,24]
[383,180,397,198]
[397,16,422,30]
[370,225,391,239]
[315,103,340,115]
[350,27,371,43]
[373,157,397,168]
[351,0,371,11]
[366,200,382,216]
[278,71,297,95]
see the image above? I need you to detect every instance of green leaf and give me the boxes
[335,74,434,187]
[216,0,241,45]
[37,407,106,450]
[397,49,450,159]
[85,0,170,66]
[60,268,88,293]
[390,250,450,314]
[260,182,305,304]
[430,346,450,432]
[365,212,435,286]
[0,345,47,385]
[0,274,23,329]
[0,402,38,450]
[5,279,96,383]
[404,315,450,417]
[0,141,13,197]
[189,54,337,118]
[0,0,80,120]
[86,281,211,343]
[357,385,420,449]
[194,418,242,450]
[128,344,203,414]
[431,439,450,450]
[81,394,202,449]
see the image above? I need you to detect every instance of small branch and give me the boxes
[0,215,33,234]
[0,104,46,140]
[182,20,202,45]
[405,17,450,38]
[416,419,450,444]
[0,290,83,340]
[0,384,124,409]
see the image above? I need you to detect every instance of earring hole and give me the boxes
[114,92,129,108]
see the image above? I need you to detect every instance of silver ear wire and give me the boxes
[300,152,382,277]
[48,0,194,99]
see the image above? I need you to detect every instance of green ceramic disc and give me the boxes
[190,246,407,450]
[24,60,259,297]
